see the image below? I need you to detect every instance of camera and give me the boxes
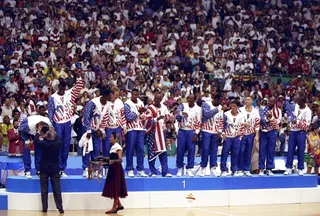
[41,126,50,134]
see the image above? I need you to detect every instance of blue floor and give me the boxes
[5,175,318,193]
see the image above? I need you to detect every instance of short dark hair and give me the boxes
[214,94,223,100]
[100,87,112,96]
[132,88,139,93]
[58,80,67,88]
[230,100,240,107]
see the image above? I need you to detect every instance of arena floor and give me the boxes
[1,204,320,216]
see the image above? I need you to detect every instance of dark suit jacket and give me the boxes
[34,134,62,174]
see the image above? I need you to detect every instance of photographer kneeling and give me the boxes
[34,126,64,214]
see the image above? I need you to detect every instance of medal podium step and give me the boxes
[3,175,320,211]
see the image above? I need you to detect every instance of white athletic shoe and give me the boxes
[266,170,274,176]
[164,173,172,177]
[25,171,32,179]
[237,171,244,177]
[210,167,218,177]
[199,168,206,177]
[150,174,157,178]
[60,171,68,178]
[298,170,304,176]
[82,169,88,178]
[259,170,264,176]
[220,171,227,177]
[137,170,148,177]
[284,168,292,175]
[244,171,252,177]
[127,170,134,177]
[176,168,183,177]
[186,169,194,177]
[232,172,239,177]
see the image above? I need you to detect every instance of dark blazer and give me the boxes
[34,133,62,174]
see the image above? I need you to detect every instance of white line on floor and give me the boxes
[192,208,239,216]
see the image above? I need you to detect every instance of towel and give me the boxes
[79,132,93,156]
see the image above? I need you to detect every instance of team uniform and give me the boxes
[124,98,148,177]
[145,103,175,177]
[200,102,223,176]
[285,105,312,175]
[48,78,84,176]
[18,115,52,178]
[104,98,126,157]
[176,103,201,177]
[220,111,245,176]
[82,97,111,176]
[238,107,260,176]
[259,106,282,175]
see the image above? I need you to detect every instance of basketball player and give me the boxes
[82,88,113,177]
[176,94,202,177]
[200,94,223,177]
[285,97,312,176]
[145,92,174,177]
[104,87,126,157]
[48,71,84,177]
[124,89,148,177]
[238,97,260,176]
[220,101,245,177]
[259,97,282,176]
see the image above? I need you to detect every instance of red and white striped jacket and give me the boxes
[124,98,145,131]
[48,78,84,124]
[145,103,175,134]
[105,98,127,129]
[202,103,224,134]
[239,106,260,135]
[290,106,312,131]
[176,103,202,134]
[83,97,111,132]
[259,106,282,132]
[223,111,245,138]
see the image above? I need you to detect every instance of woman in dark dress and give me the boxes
[102,132,128,214]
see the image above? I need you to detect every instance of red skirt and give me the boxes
[102,163,128,199]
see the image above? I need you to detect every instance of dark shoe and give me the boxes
[117,206,124,211]
[105,208,118,214]
[36,171,40,177]
[42,210,47,213]
[59,209,64,214]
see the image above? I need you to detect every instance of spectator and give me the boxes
[0,115,13,152]
[8,119,23,155]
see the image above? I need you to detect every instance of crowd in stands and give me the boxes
[0,0,320,172]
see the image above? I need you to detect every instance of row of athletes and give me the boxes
[18,78,311,178]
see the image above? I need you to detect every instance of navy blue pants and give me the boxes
[82,131,102,169]
[201,132,218,168]
[22,138,41,172]
[176,129,196,169]
[259,130,278,170]
[238,134,255,171]
[53,121,71,171]
[147,132,169,176]
[125,130,145,171]
[220,137,241,172]
[286,131,306,170]
[103,127,122,157]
